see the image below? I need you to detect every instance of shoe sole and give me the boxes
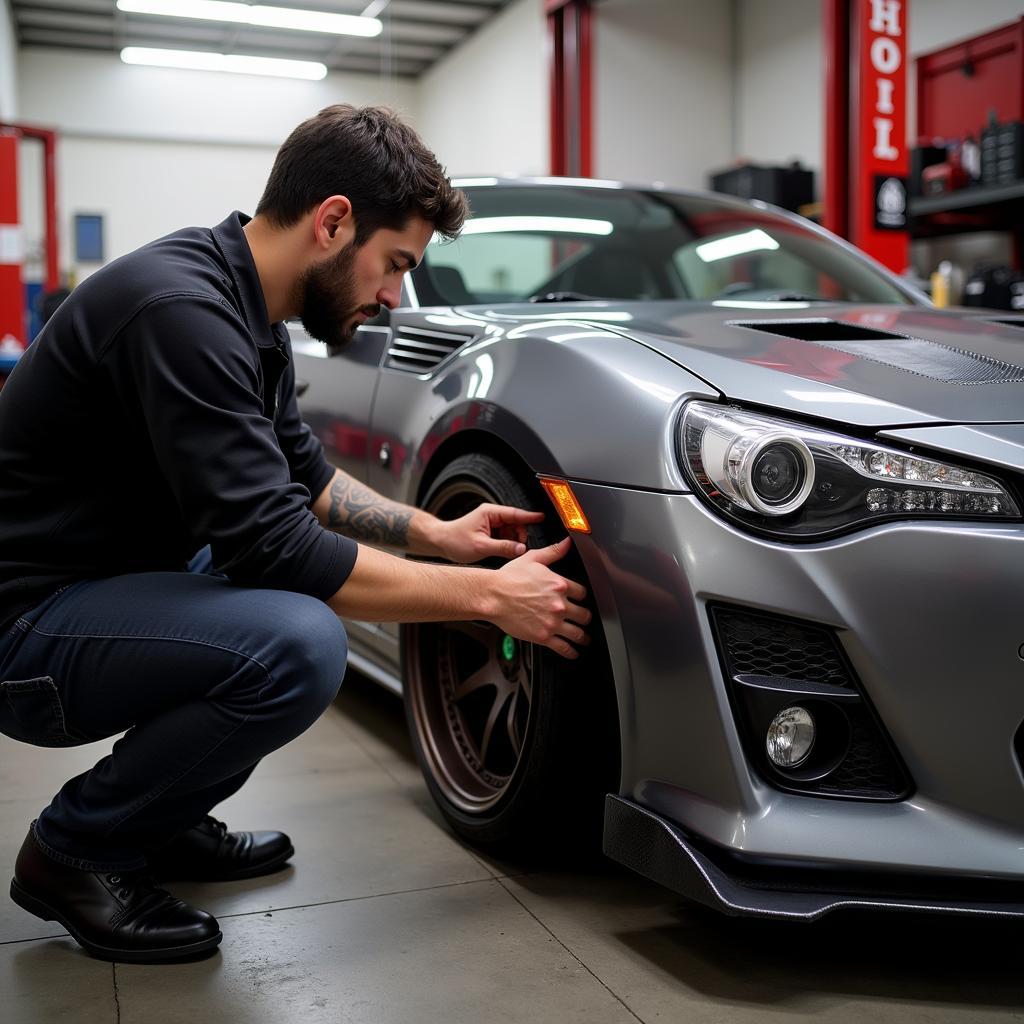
[9,879,223,963]
[154,843,296,883]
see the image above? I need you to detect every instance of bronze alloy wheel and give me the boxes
[403,452,616,851]
[405,477,537,815]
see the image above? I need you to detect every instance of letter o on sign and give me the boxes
[871,36,901,74]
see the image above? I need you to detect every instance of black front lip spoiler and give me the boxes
[603,794,1024,921]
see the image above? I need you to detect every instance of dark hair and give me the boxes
[256,104,467,243]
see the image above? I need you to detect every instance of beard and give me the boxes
[296,240,379,351]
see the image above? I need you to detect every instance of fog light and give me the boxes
[766,706,815,768]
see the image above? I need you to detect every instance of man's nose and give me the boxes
[377,282,401,310]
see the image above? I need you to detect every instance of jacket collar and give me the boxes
[211,211,278,349]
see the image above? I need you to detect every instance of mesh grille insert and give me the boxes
[713,606,854,689]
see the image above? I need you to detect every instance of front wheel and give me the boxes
[402,453,618,853]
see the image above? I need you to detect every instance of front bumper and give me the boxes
[604,794,1024,919]
[570,484,1024,880]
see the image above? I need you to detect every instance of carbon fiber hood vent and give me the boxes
[384,325,474,375]
[734,319,1024,386]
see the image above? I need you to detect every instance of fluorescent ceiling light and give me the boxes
[696,228,779,263]
[117,0,382,37]
[459,216,614,237]
[120,46,327,80]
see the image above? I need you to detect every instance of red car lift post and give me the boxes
[547,0,592,177]
[823,0,911,273]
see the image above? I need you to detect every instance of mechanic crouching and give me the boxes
[0,104,590,964]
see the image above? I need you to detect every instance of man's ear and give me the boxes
[313,196,355,251]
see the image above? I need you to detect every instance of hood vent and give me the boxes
[733,319,1024,386]
[384,325,474,375]
[735,319,904,342]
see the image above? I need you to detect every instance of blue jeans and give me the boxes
[0,551,347,871]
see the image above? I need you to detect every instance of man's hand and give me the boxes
[431,503,545,563]
[328,535,591,661]
[490,538,591,659]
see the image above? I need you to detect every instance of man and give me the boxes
[0,105,590,963]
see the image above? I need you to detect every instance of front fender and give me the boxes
[367,323,720,501]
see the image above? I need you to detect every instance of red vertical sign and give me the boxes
[0,134,25,348]
[851,0,909,272]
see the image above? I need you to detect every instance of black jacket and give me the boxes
[0,212,356,632]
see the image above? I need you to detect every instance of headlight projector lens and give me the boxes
[766,706,816,768]
[739,435,815,515]
[752,443,804,506]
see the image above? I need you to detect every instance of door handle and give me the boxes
[295,378,310,397]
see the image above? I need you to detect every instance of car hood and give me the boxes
[475,301,1024,428]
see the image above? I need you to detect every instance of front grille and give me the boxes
[710,605,912,801]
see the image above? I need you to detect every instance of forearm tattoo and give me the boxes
[326,473,413,547]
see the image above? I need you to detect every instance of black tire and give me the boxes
[402,453,618,854]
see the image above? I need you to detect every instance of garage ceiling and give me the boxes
[9,0,514,78]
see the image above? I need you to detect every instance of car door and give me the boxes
[289,318,388,483]
[291,314,400,674]
[365,307,486,665]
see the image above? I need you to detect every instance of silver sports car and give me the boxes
[293,177,1024,920]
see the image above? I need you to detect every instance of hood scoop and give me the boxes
[732,318,1024,387]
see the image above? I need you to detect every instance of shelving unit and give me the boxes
[910,18,1024,266]
[911,180,1024,217]
[909,181,1024,250]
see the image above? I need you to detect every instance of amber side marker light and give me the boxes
[539,477,591,534]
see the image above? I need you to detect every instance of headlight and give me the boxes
[680,402,1020,537]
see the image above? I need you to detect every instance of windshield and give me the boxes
[414,185,913,307]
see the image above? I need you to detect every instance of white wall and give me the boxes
[17,47,416,147]
[16,47,417,279]
[735,0,821,177]
[594,0,733,189]
[37,138,279,279]
[415,0,548,177]
[0,0,16,119]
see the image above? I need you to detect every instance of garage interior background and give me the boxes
[1,0,1023,338]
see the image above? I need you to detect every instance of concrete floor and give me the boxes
[2,672,1023,1023]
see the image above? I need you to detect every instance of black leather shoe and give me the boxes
[10,827,222,963]
[147,816,294,882]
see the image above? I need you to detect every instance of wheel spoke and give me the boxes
[512,657,533,707]
[506,691,523,758]
[479,688,513,765]
[451,660,501,703]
